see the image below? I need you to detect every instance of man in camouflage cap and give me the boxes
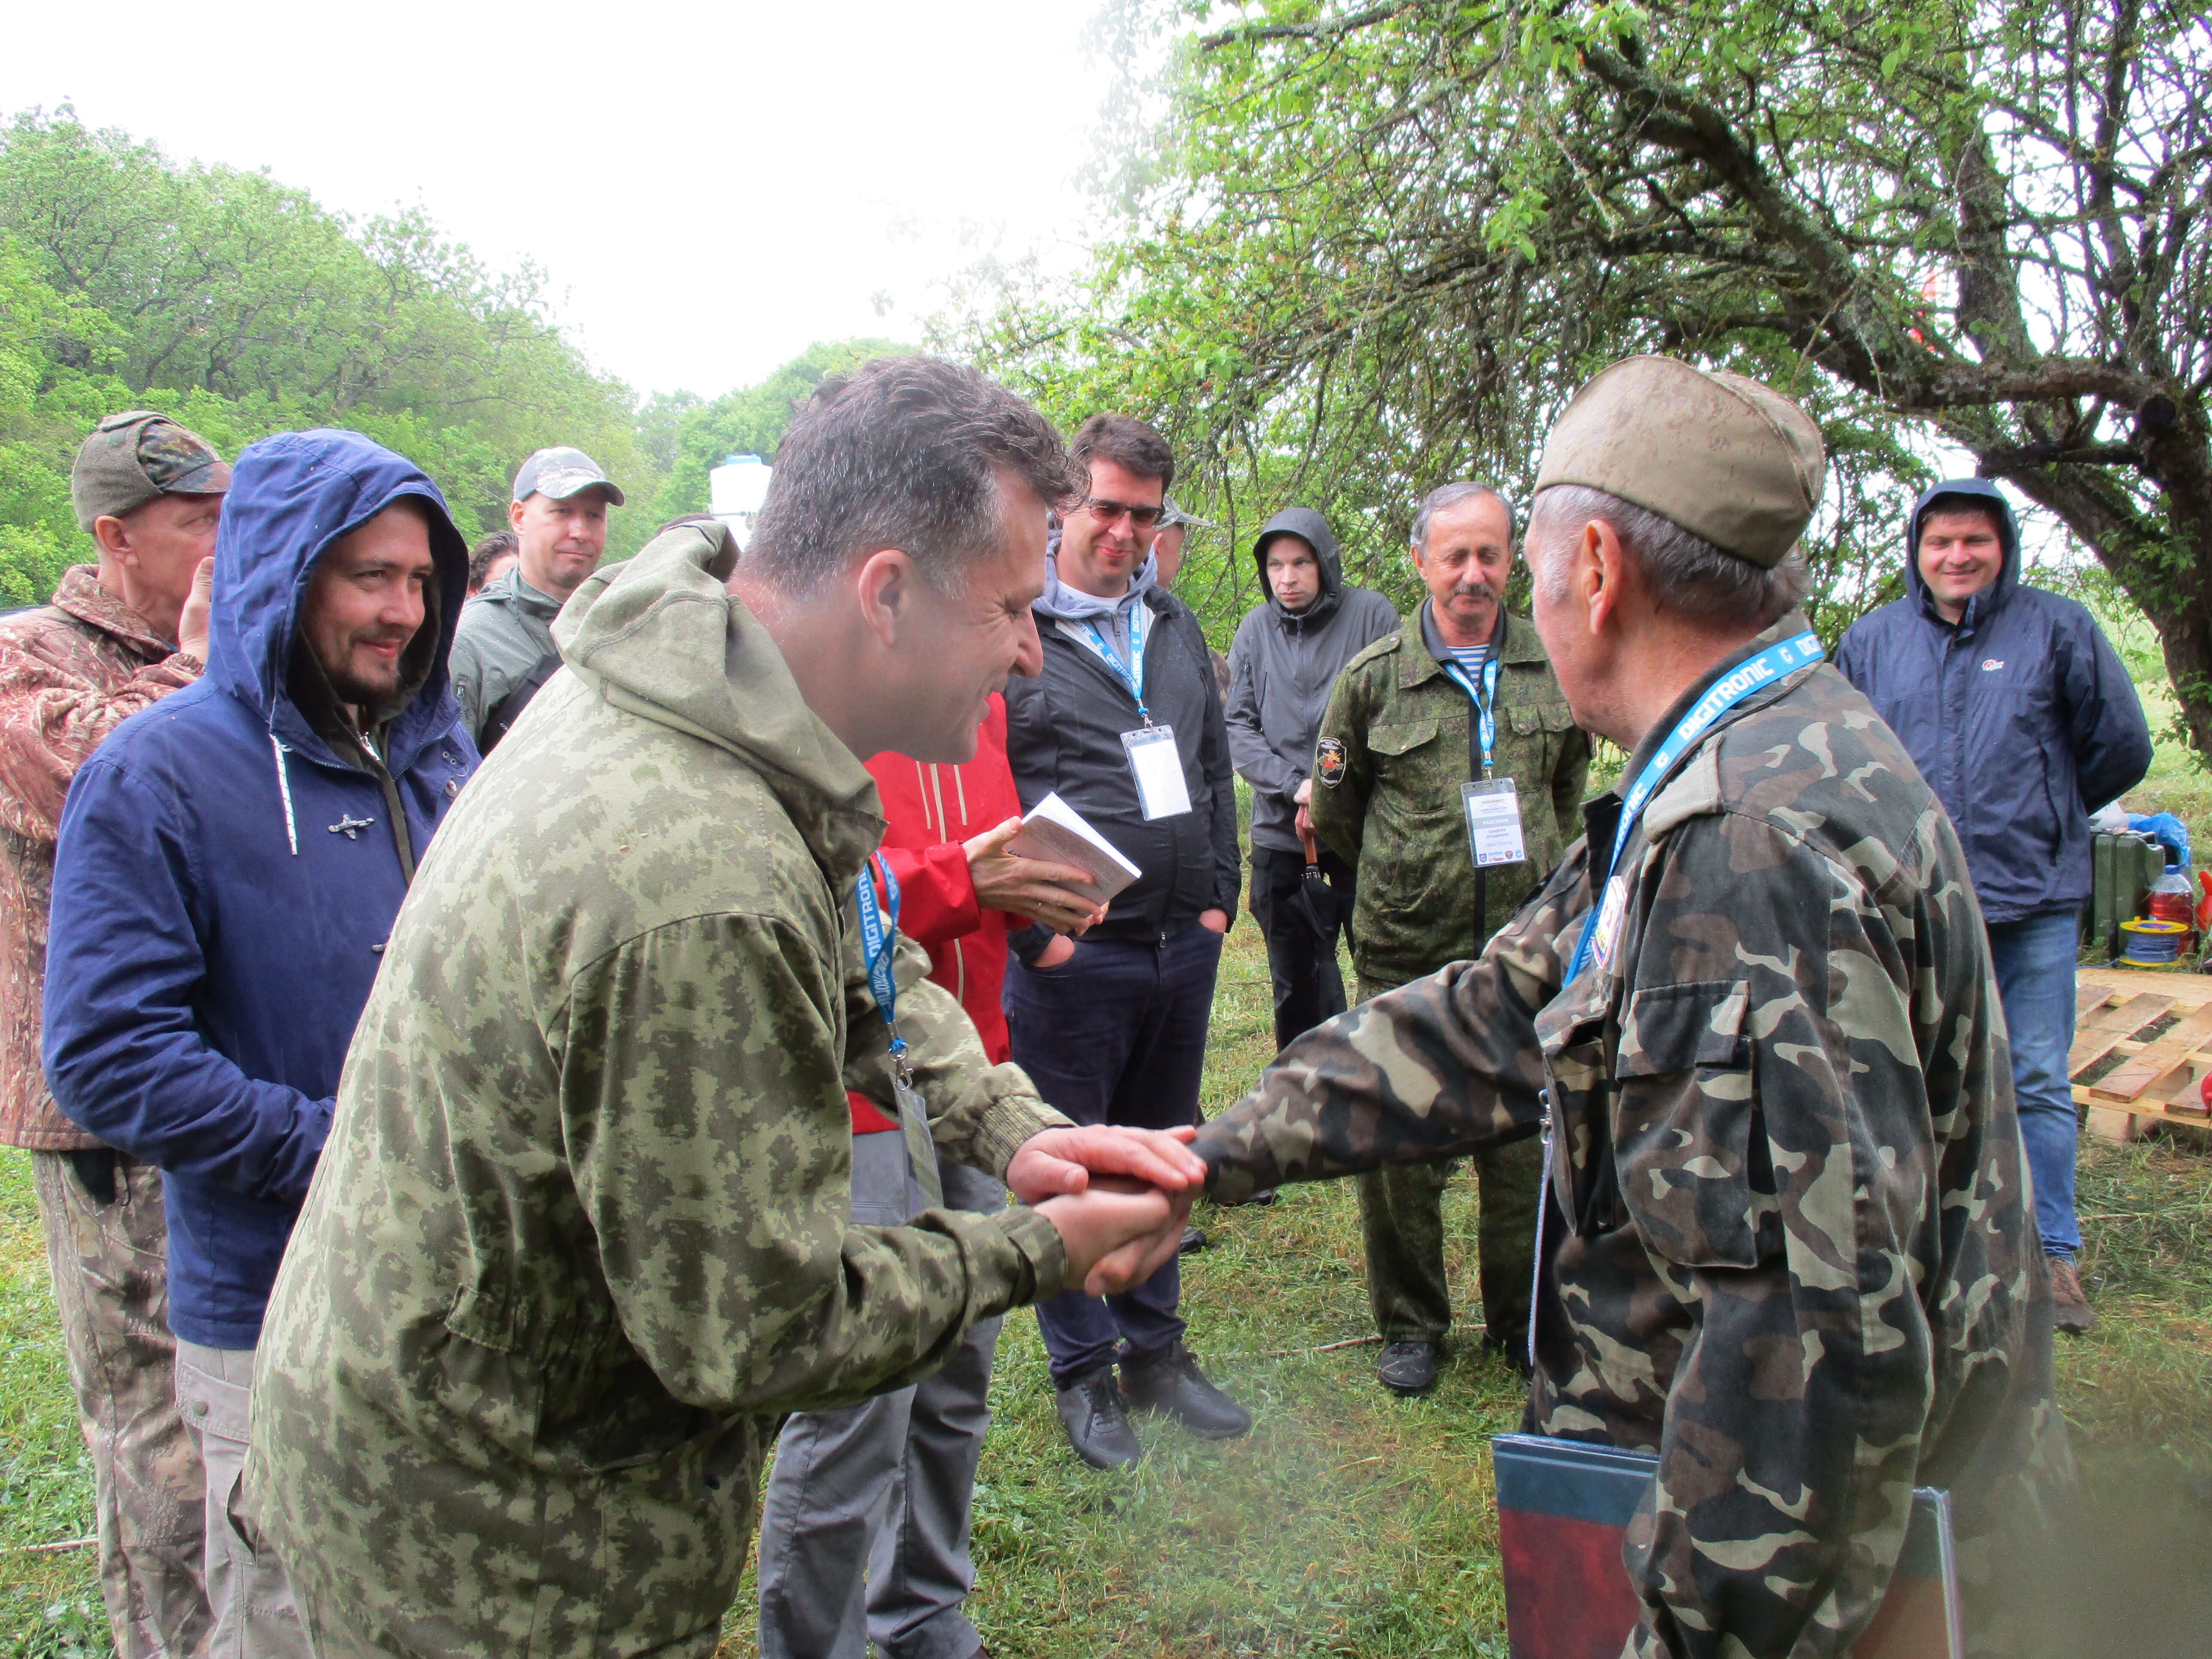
[1195,356,2059,1656]
[0,409,228,1657]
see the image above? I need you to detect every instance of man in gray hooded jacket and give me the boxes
[1226,508,1399,1052]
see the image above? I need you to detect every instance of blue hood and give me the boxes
[43,427,479,1349]
[209,428,469,775]
[1904,476,2021,629]
[1836,474,2153,924]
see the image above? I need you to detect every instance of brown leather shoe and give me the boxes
[2046,1255,2095,1335]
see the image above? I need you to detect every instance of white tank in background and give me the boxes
[709,454,773,548]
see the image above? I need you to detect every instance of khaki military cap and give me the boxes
[1531,356,1825,568]
[71,411,232,531]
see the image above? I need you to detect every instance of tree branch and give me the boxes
[1202,3,1416,52]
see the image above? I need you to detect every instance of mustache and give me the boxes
[1449,582,1498,602]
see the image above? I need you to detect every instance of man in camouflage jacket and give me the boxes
[1310,481,1589,1389]
[249,361,1197,1657]
[1196,358,2058,1658]
[0,411,226,1657]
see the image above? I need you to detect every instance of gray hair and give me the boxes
[1411,482,1515,551]
[1530,485,1810,629]
[745,357,1081,600]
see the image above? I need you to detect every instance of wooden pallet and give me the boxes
[2070,967,2212,1141]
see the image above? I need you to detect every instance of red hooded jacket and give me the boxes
[851,695,1021,1133]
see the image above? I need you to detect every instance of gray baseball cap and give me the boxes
[512,446,625,507]
[71,411,232,531]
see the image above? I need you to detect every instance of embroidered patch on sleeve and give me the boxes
[1315,736,1348,787]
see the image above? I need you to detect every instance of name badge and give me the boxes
[1461,778,1527,867]
[1121,725,1193,820]
[892,1076,944,1212]
[1588,875,1628,972]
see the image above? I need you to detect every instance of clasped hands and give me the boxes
[1007,1124,1206,1298]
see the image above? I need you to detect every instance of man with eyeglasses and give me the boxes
[1002,414,1250,1470]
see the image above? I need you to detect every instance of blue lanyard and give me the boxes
[1564,631,1823,984]
[855,853,908,1071]
[1076,603,1152,724]
[1439,653,1503,777]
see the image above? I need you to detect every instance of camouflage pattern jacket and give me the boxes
[1310,605,1589,986]
[250,525,1073,1658]
[0,567,198,1151]
[1199,614,2057,1659]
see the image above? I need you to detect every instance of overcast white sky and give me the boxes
[3,0,1110,399]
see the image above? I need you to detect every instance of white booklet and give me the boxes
[1005,792,1142,908]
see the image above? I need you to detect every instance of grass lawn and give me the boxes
[7,913,2202,1657]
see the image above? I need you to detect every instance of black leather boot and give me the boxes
[1054,1365,1144,1470]
[1376,1339,1439,1396]
[1121,1343,1252,1439]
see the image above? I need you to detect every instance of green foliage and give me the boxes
[0,108,663,599]
[947,0,2209,704]
[650,339,911,524]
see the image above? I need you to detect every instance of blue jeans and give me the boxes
[1004,923,1223,1387]
[1986,911,2081,1260]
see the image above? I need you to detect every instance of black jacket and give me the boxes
[1003,573,1240,963]
[1225,507,1401,853]
[1833,477,2152,924]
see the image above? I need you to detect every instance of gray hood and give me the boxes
[1034,547,1161,657]
[1252,506,1344,629]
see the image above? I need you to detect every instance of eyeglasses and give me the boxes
[1081,496,1164,532]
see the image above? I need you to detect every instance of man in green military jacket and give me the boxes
[1309,481,1590,1396]
[1198,357,2060,1659]
[248,360,1201,1657]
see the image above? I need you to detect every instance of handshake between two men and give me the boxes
[1003,1122,1206,1297]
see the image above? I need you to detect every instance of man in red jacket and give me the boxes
[756,693,1099,1659]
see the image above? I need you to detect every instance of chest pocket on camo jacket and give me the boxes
[1363,718,1449,899]
[1611,978,1771,1271]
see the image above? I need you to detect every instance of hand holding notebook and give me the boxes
[1004,793,1142,910]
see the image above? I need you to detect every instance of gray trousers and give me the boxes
[174,1340,313,1659]
[756,1136,1004,1659]
[31,1149,209,1658]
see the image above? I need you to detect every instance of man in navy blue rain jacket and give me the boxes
[43,429,477,1657]
[1835,477,2149,1336]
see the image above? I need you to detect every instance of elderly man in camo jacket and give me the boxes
[0,412,227,1658]
[1195,356,2061,1658]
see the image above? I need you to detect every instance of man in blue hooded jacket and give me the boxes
[1835,477,2150,1334]
[43,428,477,1656]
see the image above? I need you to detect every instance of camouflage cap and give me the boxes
[1159,495,1215,530]
[513,446,625,507]
[1531,355,1825,568]
[71,410,232,531]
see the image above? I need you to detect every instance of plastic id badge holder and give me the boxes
[1462,778,1527,867]
[1122,726,1192,820]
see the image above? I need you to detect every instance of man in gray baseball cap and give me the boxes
[449,445,625,750]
